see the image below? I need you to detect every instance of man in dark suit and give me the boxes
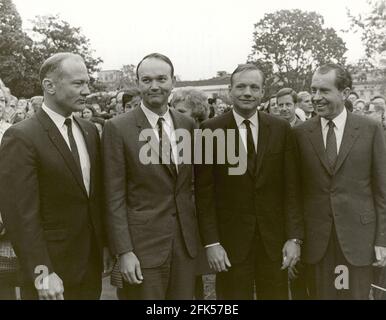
[0,53,106,300]
[194,64,304,300]
[294,63,386,299]
[103,53,199,300]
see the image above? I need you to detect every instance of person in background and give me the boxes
[276,88,303,127]
[297,91,315,120]
[13,109,27,124]
[0,86,12,144]
[347,91,360,104]
[268,94,279,116]
[81,105,104,137]
[353,99,366,115]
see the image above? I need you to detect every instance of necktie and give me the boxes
[326,120,338,168]
[157,117,177,178]
[64,118,82,176]
[243,119,257,174]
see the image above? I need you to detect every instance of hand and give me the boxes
[119,252,143,284]
[206,244,231,273]
[103,247,113,274]
[281,240,301,270]
[373,246,386,267]
[288,265,299,280]
[36,273,64,300]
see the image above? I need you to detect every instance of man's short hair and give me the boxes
[297,91,310,103]
[39,52,84,84]
[136,53,174,80]
[315,63,352,91]
[230,64,265,87]
[276,88,298,104]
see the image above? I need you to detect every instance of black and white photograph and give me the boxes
[0,0,386,306]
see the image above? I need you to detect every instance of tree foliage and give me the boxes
[0,1,103,97]
[248,9,347,96]
[347,0,386,67]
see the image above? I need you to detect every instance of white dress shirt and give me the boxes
[232,109,259,152]
[140,103,179,171]
[320,107,347,154]
[42,104,91,194]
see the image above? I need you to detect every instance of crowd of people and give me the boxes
[0,52,386,301]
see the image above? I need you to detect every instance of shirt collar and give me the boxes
[320,107,347,131]
[42,103,73,128]
[140,102,172,129]
[232,108,259,128]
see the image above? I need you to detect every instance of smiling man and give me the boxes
[276,88,303,127]
[0,53,107,300]
[103,53,199,300]
[194,64,304,299]
[294,63,386,299]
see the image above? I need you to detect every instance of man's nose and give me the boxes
[150,80,159,90]
[243,86,252,97]
[81,84,90,96]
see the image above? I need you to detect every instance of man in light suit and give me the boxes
[103,53,199,300]
[0,53,106,300]
[294,63,386,299]
[194,64,304,300]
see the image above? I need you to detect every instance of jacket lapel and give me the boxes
[36,109,88,196]
[333,113,360,174]
[306,116,333,176]
[255,111,270,177]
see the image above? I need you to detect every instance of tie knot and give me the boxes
[243,119,251,128]
[64,118,72,127]
[157,117,165,127]
[328,120,335,129]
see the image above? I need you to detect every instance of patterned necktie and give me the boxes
[243,119,257,174]
[64,118,82,176]
[157,117,177,178]
[326,120,338,168]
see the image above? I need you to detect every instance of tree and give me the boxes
[0,0,40,97]
[31,15,103,78]
[120,64,136,89]
[248,9,347,96]
[347,0,386,68]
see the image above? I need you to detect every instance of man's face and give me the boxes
[348,93,358,104]
[52,58,90,115]
[277,94,296,122]
[31,98,43,112]
[311,70,348,120]
[372,97,386,112]
[137,58,174,109]
[229,70,264,116]
[299,93,314,114]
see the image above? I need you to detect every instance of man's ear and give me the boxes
[42,78,55,95]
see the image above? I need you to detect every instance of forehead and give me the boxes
[312,70,337,88]
[138,58,172,77]
[373,98,386,105]
[59,58,89,79]
[278,94,294,103]
[232,70,263,86]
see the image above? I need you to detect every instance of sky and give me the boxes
[13,0,370,80]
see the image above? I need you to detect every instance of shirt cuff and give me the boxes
[205,242,220,248]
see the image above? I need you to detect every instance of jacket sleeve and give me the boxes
[102,120,133,256]
[0,127,54,282]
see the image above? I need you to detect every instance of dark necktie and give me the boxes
[64,118,82,176]
[326,120,338,168]
[157,117,177,178]
[243,119,257,174]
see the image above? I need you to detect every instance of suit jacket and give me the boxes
[294,113,386,266]
[194,111,304,263]
[0,108,105,286]
[102,107,199,268]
